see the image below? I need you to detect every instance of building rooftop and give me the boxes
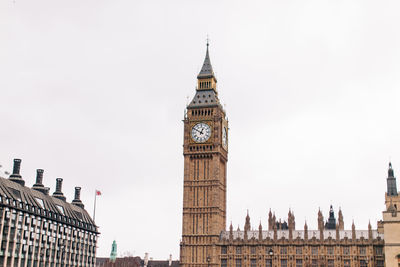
[220,229,383,241]
[0,159,97,233]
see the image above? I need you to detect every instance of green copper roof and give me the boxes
[110,240,117,262]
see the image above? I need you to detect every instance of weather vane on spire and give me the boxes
[206,35,210,47]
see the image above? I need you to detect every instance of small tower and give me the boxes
[244,211,251,241]
[304,221,308,241]
[288,210,294,240]
[244,211,251,232]
[272,213,276,230]
[288,209,296,230]
[268,209,274,230]
[338,208,344,230]
[386,162,400,211]
[368,221,373,240]
[382,162,400,267]
[110,240,117,263]
[317,209,324,231]
[325,205,336,230]
[229,223,233,241]
[351,221,356,240]
[387,162,398,196]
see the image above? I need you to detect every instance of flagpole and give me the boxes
[93,190,97,222]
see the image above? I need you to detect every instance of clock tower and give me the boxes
[180,43,228,267]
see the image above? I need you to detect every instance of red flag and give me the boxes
[96,190,102,196]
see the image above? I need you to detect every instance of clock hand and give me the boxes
[193,127,202,134]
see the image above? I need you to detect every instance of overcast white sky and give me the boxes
[1,0,400,260]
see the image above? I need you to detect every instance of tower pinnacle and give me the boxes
[197,43,216,81]
[387,162,398,196]
[187,44,221,108]
[110,240,117,263]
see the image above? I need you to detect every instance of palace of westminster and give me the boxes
[179,44,400,267]
[0,44,399,267]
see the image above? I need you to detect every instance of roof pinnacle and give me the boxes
[197,42,216,80]
[387,162,398,196]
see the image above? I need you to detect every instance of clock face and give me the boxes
[222,126,227,146]
[191,123,211,143]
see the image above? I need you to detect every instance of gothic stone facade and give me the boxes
[217,210,385,267]
[180,45,400,267]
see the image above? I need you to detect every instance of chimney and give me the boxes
[52,178,66,201]
[32,169,47,194]
[9,159,25,186]
[71,187,84,208]
[36,169,43,184]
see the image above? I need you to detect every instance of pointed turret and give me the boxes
[304,221,308,240]
[272,213,276,229]
[368,221,373,240]
[268,209,273,230]
[325,205,336,230]
[288,209,294,240]
[110,240,117,263]
[292,212,295,229]
[338,208,344,230]
[188,43,220,109]
[258,222,263,241]
[229,222,233,241]
[317,209,324,231]
[197,42,216,81]
[387,162,398,196]
[244,211,250,240]
[288,209,295,230]
[244,210,251,232]
[352,220,356,240]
